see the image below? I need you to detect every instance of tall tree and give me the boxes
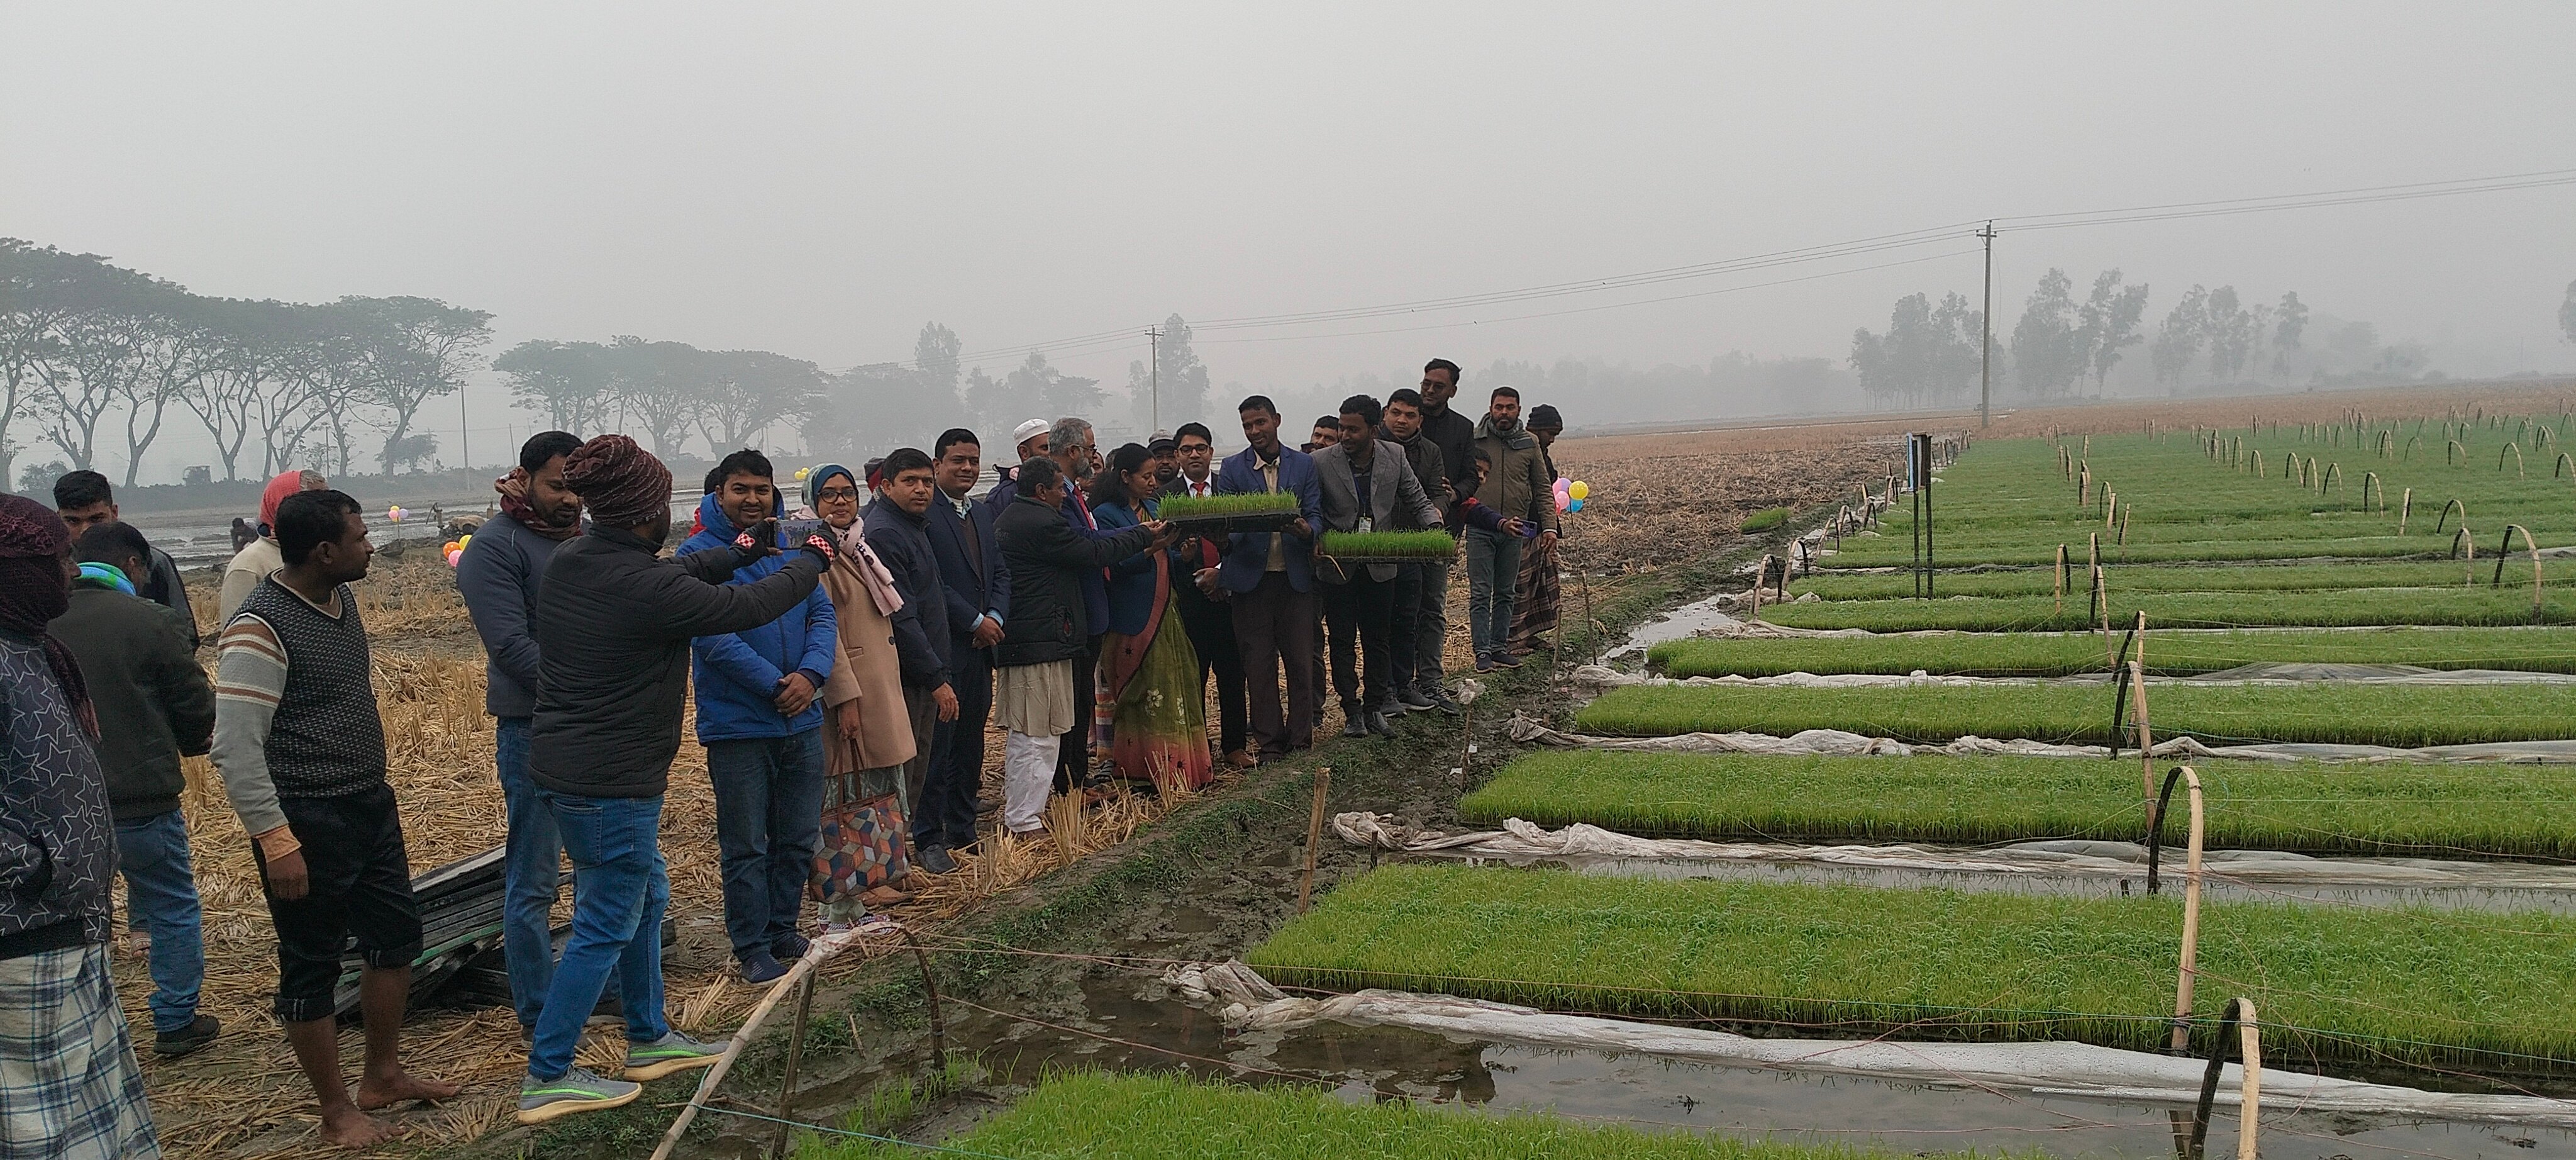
[914,322,961,401]
[2272,291,2309,376]
[28,260,166,472]
[1004,351,1099,420]
[2009,269,2084,399]
[2202,286,2257,382]
[1849,291,1981,409]
[698,349,821,450]
[2073,270,2150,394]
[179,298,296,481]
[494,339,616,433]
[2560,280,2575,345]
[116,288,208,487]
[604,337,704,459]
[1129,314,1209,433]
[2149,286,2209,391]
[0,240,109,491]
[332,295,492,473]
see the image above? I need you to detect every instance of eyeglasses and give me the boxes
[1419,379,1445,389]
[817,488,861,501]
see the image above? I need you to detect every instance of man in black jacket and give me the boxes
[1411,359,1476,708]
[1377,389,1455,715]
[54,469,196,647]
[515,435,838,1125]
[860,447,960,861]
[991,456,1163,837]
[1158,423,1251,767]
[53,522,220,1057]
[919,430,1010,871]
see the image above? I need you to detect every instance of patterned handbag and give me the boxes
[810,759,913,903]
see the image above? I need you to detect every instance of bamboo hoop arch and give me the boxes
[2494,523,2545,622]
[2434,498,2466,534]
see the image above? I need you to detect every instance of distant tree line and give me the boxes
[2,238,491,493]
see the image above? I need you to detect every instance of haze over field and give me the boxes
[4,1,2573,486]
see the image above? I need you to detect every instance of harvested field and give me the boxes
[1652,625,2576,678]
[1572,680,2576,747]
[1247,863,2576,1072]
[1461,750,2576,857]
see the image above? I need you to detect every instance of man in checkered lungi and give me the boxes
[0,494,159,1159]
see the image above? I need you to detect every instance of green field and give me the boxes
[1754,586,2570,632]
[1794,559,2529,601]
[1572,681,2576,747]
[1459,750,2576,857]
[801,1071,1967,1160]
[1248,864,2576,1071]
[1649,626,2576,678]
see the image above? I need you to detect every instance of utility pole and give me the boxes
[460,382,472,470]
[1978,220,1996,429]
[1147,326,1162,433]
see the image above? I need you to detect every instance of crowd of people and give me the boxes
[0,356,1568,1154]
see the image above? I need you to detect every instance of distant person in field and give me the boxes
[679,448,840,986]
[0,496,163,1160]
[1506,403,1565,657]
[1376,388,1454,715]
[212,489,459,1147]
[1213,395,1323,756]
[1160,422,1252,769]
[1409,359,1477,704]
[1313,394,1443,739]
[53,470,196,646]
[918,429,1011,874]
[219,469,328,622]
[516,435,834,1124]
[55,522,219,1059]
[456,430,586,1035]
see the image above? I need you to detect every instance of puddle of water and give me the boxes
[1601,592,1743,668]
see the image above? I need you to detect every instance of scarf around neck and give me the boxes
[497,469,580,541]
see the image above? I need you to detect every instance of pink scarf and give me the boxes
[792,505,902,616]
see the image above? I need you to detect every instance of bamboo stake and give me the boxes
[2168,764,2206,1055]
[2399,487,2412,533]
[2131,613,2153,809]
[2094,563,2111,666]
[648,927,874,1160]
[1297,767,1331,913]
[2054,543,2069,615]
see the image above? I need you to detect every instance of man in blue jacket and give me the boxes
[455,430,584,1035]
[918,429,1008,873]
[677,449,838,984]
[1213,395,1323,756]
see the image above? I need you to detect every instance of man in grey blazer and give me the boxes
[1311,394,1446,738]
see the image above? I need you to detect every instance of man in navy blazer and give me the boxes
[1210,395,1323,755]
[917,429,1009,873]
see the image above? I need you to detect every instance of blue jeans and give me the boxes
[114,810,203,1034]
[916,647,991,850]
[495,718,562,1029]
[705,730,825,960]
[1465,527,1524,660]
[528,791,670,1080]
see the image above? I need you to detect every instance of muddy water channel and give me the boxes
[651,543,2573,1160]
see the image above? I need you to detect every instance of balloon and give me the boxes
[459,534,471,547]
[1555,491,1570,512]
[1569,481,1589,501]
[445,548,462,567]
[444,541,460,553]
[794,467,810,481]
[387,506,407,522]
[1568,497,1584,512]
[1553,476,1570,493]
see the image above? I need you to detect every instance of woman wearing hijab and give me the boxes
[1085,445,1213,791]
[0,495,162,1159]
[799,466,920,921]
[219,469,327,622]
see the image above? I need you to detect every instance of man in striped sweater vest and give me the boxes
[211,490,458,1149]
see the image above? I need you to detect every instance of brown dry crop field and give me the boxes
[122,381,2571,1155]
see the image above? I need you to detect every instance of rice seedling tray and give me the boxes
[802,1071,1957,1160]
[1155,491,1304,533]
[1248,863,2576,1074]
[1571,681,2576,748]
[1460,750,2576,857]
[1650,626,2576,678]
[1317,529,1457,561]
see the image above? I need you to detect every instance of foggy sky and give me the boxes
[6,1,2573,476]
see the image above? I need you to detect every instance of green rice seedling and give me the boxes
[1316,530,1458,559]
[1571,681,2576,747]
[1649,625,2576,678]
[1459,750,2576,857]
[1154,491,1302,521]
[796,1071,1972,1160]
[1741,506,1792,533]
[1757,586,2576,632]
[1794,560,2514,601]
[1248,864,2576,1073]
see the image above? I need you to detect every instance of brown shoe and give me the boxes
[1224,749,1258,770]
[860,885,912,908]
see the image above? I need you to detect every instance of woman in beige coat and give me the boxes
[806,465,919,918]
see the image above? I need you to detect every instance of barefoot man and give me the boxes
[213,489,457,1146]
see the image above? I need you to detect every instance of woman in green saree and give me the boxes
[1087,445,1214,791]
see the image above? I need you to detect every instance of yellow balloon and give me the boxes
[459,534,471,547]
[794,467,810,481]
[1568,481,1590,501]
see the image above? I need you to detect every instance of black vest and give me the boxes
[235,578,386,797]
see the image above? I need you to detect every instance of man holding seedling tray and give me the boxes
[1311,394,1445,737]
[1211,394,1324,756]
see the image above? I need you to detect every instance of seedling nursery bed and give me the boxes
[1460,750,2576,859]
[1247,863,2576,1075]
[1753,587,2576,632]
[1572,681,2576,748]
[1648,625,2576,678]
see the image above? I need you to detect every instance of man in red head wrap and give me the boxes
[219,469,328,622]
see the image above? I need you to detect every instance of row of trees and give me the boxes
[1,238,491,489]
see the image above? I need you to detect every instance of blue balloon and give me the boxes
[1568,497,1584,512]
